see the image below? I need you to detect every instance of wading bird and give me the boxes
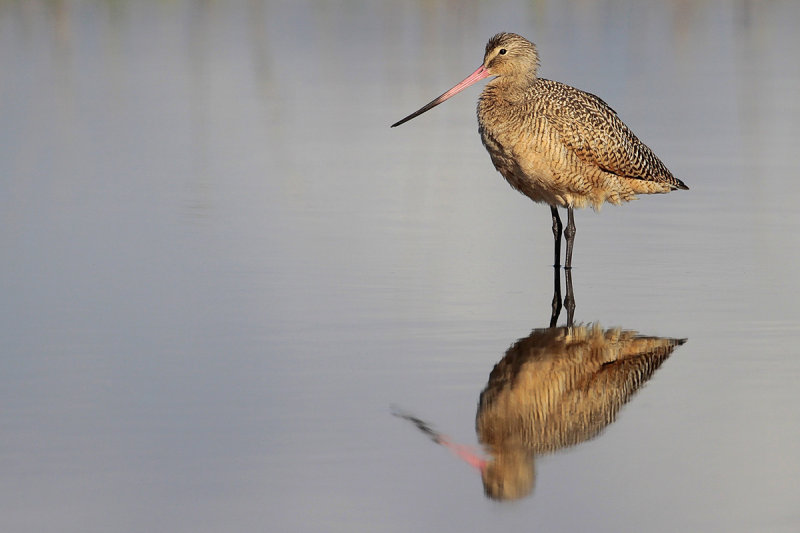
[392,32,688,268]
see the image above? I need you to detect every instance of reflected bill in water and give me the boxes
[395,268,686,501]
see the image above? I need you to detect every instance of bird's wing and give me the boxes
[536,80,685,189]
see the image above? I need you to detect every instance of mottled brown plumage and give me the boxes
[477,33,686,209]
[392,32,688,268]
[476,324,685,500]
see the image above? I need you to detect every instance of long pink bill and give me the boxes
[437,436,488,472]
[391,407,488,473]
[391,65,491,128]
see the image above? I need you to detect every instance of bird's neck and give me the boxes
[486,74,537,102]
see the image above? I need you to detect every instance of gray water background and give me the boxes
[1,1,799,532]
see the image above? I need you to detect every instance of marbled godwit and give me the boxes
[392,32,688,268]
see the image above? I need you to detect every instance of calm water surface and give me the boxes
[2,1,799,532]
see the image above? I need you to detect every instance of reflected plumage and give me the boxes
[392,33,688,268]
[476,325,685,500]
[392,270,687,502]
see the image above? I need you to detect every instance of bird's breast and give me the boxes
[478,99,567,206]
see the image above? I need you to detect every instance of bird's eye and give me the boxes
[499,48,507,55]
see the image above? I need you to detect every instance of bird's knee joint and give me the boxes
[564,226,576,239]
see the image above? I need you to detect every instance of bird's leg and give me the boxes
[564,207,576,270]
[550,206,562,268]
[550,264,562,327]
[564,267,576,327]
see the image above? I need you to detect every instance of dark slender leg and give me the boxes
[564,207,576,270]
[551,206,562,268]
[550,265,562,327]
[564,268,575,327]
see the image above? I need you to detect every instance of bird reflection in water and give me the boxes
[394,269,686,501]
[477,322,684,500]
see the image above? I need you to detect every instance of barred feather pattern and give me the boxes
[477,35,687,209]
[476,325,683,453]
[475,325,684,500]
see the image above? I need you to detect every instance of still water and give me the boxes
[2,1,799,531]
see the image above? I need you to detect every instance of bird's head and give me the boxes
[482,32,540,85]
[390,32,539,128]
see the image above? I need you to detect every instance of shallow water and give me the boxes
[2,1,799,531]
